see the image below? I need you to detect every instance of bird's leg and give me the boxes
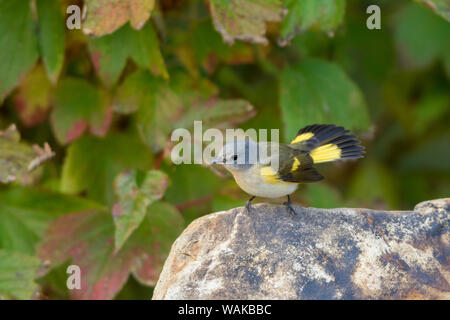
[245,196,256,213]
[283,195,297,216]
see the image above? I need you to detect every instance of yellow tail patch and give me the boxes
[310,143,342,163]
[291,132,314,144]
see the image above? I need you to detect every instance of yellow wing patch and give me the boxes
[310,143,342,163]
[291,132,314,144]
[260,166,280,184]
[291,158,301,171]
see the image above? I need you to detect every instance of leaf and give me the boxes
[192,20,254,73]
[415,0,450,21]
[305,183,342,209]
[0,0,39,101]
[113,170,169,251]
[114,70,255,152]
[398,131,450,172]
[61,133,154,206]
[0,249,40,299]
[394,3,450,73]
[38,202,184,299]
[0,125,54,184]
[348,161,399,209]
[208,0,285,45]
[0,187,104,255]
[51,78,112,144]
[413,92,450,135]
[89,22,167,87]
[175,99,256,130]
[13,65,52,127]
[36,0,66,83]
[279,0,346,46]
[83,0,155,36]
[280,58,370,141]
[113,71,186,152]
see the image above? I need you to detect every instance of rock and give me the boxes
[153,199,450,300]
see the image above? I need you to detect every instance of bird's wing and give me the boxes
[258,143,324,184]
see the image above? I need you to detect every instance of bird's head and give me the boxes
[210,138,257,172]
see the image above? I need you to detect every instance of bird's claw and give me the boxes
[283,201,297,216]
[284,195,297,217]
[245,196,256,214]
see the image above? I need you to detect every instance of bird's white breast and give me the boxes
[230,165,298,198]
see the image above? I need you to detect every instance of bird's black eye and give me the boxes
[232,155,238,161]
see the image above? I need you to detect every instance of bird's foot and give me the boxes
[283,195,297,217]
[245,196,256,214]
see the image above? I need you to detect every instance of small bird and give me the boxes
[211,124,365,215]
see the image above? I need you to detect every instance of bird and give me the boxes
[211,124,365,215]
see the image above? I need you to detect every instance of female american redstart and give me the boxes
[211,124,365,215]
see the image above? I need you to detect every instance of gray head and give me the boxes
[211,138,258,171]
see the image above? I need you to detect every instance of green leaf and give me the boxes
[0,0,39,101]
[175,99,256,131]
[279,0,345,46]
[394,3,450,73]
[280,58,370,141]
[164,163,224,221]
[398,131,450,172]
[61,133,154,206]
[36,0,66,83]
[348,161,399,209]
[113,170,169,251]
[89,22,167,87]
[0,249,40,299]
[208,0,285,45]
[0,125,54,184]
[0,187,103,255]
[51,78,112,144]
[305,184,342,209]
[38,202,183,299]
[413,92,450,135]
[415,0,450,21]
[192,19,254,73]
[13,65,52,127]
[115,70,255,152]
[83,0,155,36]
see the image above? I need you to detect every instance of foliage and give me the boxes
[0,0,448,299]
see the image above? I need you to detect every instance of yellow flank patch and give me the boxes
[260,166,279,184]
[310,144,342,163]
[291,158,301,171]
[291,132,314,144]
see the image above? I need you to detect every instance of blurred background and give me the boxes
[0,0,448,299]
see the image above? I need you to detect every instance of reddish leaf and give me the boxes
[113,170,169,251]
[208,0,285,45]
[83,0,155,36]
[38,202,184,300]
[88,22,167,87]
[13,65,52,127]
[51,78,112,144]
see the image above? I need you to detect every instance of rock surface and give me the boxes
[153,199,450,300]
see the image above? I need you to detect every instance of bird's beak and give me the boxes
[210,157,222,165]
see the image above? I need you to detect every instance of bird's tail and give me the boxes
[291,124,365,164]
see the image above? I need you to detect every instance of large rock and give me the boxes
[153,199,450,300]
